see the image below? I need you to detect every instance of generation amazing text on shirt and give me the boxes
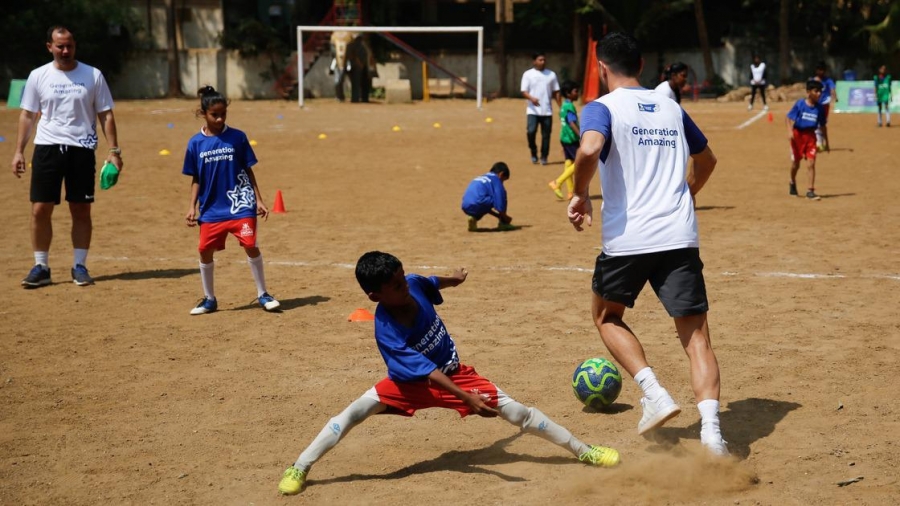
[199,146,235,163]
[632,103,679,148]
[412,315,448,355]
[51,82,86,95]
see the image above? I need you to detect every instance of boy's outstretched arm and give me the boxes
[434,267,467,290]
[427,368,498,417]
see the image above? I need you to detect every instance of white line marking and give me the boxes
[736,110,767,130]
[90,256,898,280]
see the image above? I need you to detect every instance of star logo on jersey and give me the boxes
[638,103,658,112]
[227,172,256,214]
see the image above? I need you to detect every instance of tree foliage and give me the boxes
[0,0,140,91]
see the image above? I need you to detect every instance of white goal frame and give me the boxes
[296,25,484,108]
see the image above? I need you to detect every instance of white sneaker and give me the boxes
[763,105,769,112]
[747,103,753,111]
[638,396,682,435]
[702,437,730,457]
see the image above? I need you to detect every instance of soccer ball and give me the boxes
[572,358,622,409]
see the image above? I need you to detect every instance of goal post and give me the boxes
[296,25,484,108]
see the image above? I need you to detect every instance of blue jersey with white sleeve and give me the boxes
[460,172,507,217]
[580,88,708,255]
[182,126,259,224]
[787,99,826,130]
[374,275,460,382]
[817,78,835,105]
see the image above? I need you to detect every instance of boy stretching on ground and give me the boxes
[278,251,620,495]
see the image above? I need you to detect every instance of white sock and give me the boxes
[73,248,88,268]
[634,367,670,404]
[294,395,385,471]
[815,128,824,146]
[887,111,892,124]
[698,399,723,442]
[34,251,49,268]
[199,261,215,300]
[498,399,590,457]
[247,254,267,297]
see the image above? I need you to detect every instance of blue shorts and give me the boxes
[561,142,579,161]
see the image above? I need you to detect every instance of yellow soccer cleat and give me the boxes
[579,445,621,468]
[278,467,307,495]
[548,180,564,200]
[467,216,478,232]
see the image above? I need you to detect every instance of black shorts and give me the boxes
[591,248,708,317]
[30,144,96,204]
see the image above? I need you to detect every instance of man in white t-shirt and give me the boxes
[567,32,727,457]
[520,52,560,165]
[748,54,768,111]
[11,26,123,288]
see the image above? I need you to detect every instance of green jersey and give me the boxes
[559,99,579,144]
[875,74,892,103]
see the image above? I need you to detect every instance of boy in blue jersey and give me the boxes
[786,80,827,200]
[182,86,280,314]
[813,62,837,151]
[567,32,728,457]
[277,251,620,496]
[461,162,513,231]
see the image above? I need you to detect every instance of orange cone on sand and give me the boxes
[272,190,286,213]
[767,112,774,122]
[348,308,375,322]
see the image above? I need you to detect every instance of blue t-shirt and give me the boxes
[182,126,259,224]
[787,99,827,130]
[374,275,460,382]
[460,172,507,217]
[817,77,835,105]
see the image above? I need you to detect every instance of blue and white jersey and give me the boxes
[374,275,460,382]
[461,172,507,216]
[787,99,827,130]
[182,126,259,224]
[817,78,835,105]
[581,87,708,256]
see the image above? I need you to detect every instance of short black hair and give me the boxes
[815,61,827,72]
[597,32,642,77]
[490,162,510,179]
[667,62,688,76]
[531,51,545,60]
[560,80,579,96]
[47,25,73,43]
[355,251,402,294]
[806,79,824,91]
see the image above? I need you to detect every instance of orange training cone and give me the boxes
[348,308,375,322]
[272,190,286,213]
[767,112,774,122]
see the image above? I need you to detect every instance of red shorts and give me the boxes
[198,217,257,252]
[366,364,500,417]
[791,129,817,161]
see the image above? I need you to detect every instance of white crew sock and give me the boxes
[199,261,215,300]
[634,367,669,404]
[34,251,49,268]
[698,399,723,442]
[247,254,267,297]
[73,248,88,268]
[294,395,385,471]
[498,399,590,457]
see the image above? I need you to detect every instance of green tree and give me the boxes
[0,0,140,96]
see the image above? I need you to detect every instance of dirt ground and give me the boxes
[1,95,898,506]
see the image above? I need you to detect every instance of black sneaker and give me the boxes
[22,265,52,288]
[806,190,821,201]
[531,156,538,164]
[789,182,798,196]
[71,264,94,286]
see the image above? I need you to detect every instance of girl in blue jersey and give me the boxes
[182,86,280,315]
[277,251,620,496]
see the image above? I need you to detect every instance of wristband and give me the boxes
[109,147,122,155]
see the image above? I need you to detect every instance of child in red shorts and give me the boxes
[182,86,280,314]
[786,80,828,200]
[277,251,620,496]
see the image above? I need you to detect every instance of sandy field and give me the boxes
[1,94,898,506]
